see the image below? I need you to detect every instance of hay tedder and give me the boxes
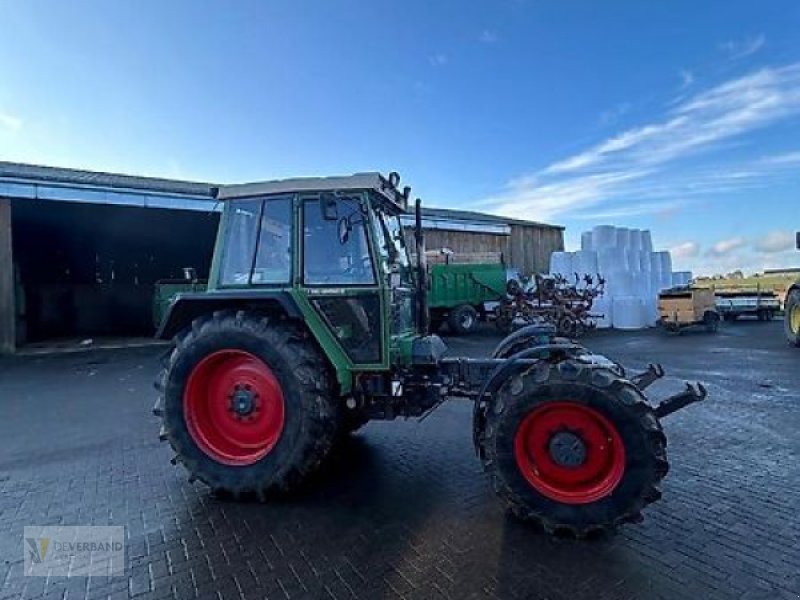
[495,273,605,337]
[154,172,706,536]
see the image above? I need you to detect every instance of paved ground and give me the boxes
[0,321,798,600]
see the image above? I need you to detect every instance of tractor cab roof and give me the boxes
[215,172,412,213]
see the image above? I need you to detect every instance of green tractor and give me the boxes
[785,232,800,347]
[154,172,706,536]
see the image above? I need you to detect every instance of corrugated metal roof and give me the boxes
[421,207,563,230]
[0,161,562,229]
[0,161,213,196]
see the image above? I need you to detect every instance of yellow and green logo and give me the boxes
[25,538,50,564]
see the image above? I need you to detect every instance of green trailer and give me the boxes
[427,262,507,334]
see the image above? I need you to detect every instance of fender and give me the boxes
[155,290,302,340]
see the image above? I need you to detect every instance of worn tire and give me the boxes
[477,360,668,537]
[785,289,800,347]
[448,305,478,335]
[154,310,340,498]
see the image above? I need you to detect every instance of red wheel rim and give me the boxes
[183,350,285,466]
[513,401,625,505]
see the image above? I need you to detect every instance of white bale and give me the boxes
[616,227,631,249]
[592,225,617,249]
[671,271,693,286]
[648,252,662,274]
[641,230,653,253]
[643,298,660,327]
[657,251,673,274]
[591,297,613,329]
[597,247,627,275]
[630,271,648,298]
[627,248,641,272]
[549,251,575,277]
[612,296,646,330]
[606,269,634,298]
[629,229,643,252]
[581,231,594,251]
[638,250,652,271]
[658,271,673,292]
[573,250,599,277]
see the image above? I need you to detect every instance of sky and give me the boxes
[0,0,799,275]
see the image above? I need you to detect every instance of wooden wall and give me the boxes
[420,225,564,276]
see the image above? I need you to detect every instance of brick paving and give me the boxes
[0,321,798,599]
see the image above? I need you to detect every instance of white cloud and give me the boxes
[479,30,498,44]
[679,69,695,89]
[707,237,746,257]
[753,230,796,254]
[759,150,800,166]
[428,53,448,67]
[720,34,765,60]
[671,241,701,259]
[0,112,22,132]
[480,62,800,223]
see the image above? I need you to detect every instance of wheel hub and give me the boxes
[792,305,800,334]
[547,431,587,468]
[230,386,257,417]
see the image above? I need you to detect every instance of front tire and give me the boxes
[477,361,668,536]
[785,289,800,347]
[154,311,340,498]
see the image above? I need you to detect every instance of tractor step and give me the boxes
[654,382,707,418]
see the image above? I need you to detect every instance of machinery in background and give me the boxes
[715,289,780,322]
[494,272,606,338]
[785,232,800,347]
[658,286,720,334]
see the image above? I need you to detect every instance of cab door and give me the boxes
[298,194,387,369]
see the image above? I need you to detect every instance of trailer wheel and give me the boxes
[785,289,800,347]
[703,311,720,333]
[477,361,668,537]
[154,311,340,498]
[448,305,478,335]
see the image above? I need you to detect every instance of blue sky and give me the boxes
[1,0,799,275]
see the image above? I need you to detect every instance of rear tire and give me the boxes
[477,361,668,537]
[785,289,800,347]
[154,311,340,498]
[448,305,478,335]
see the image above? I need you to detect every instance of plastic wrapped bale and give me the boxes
[581,231,594,251]
[592,225,617,249]
[613,296,646,330]
[549,252,575,278]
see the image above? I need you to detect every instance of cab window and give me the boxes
[303,198,375,285]
[219,197,292,286]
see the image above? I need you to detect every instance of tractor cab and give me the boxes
[160,172,435,391]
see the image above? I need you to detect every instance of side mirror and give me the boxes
[796,231,800,250]
[321,193,338,221]
[338,217,352,244]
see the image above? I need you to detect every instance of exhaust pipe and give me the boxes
[414,198,429,334]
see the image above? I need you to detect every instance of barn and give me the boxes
[0,162,563,353]
[413,207,564,275]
